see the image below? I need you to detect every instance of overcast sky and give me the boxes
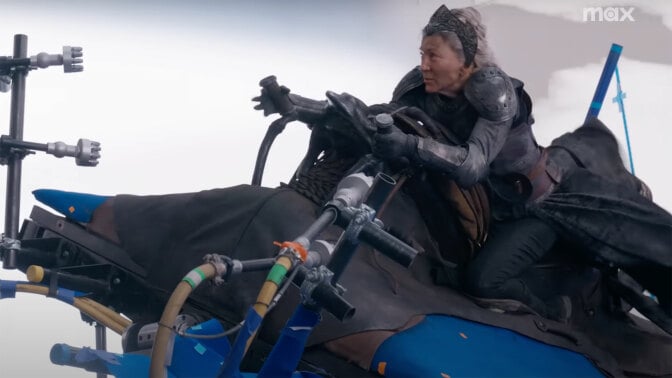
[1,1,671,376]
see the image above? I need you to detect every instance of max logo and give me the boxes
[583,7,636,22]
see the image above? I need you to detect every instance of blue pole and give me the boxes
[257,305,321,378]
[613,66,635,174]
[585,43,623,123]
[218,307,263,378]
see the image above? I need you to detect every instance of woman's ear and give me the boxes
[459,64,474,79]
[458,67,466,78]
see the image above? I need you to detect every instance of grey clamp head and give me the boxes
[75,139,100,166]
[46,138,101,166]
[62,46,83,73]
[28,46,83,73]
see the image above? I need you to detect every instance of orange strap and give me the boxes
[273,240,308,262]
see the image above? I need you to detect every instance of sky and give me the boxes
[0,0,671,376]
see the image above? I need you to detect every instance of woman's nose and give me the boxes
[420,56,430,71]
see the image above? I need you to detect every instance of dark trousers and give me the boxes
[464,216,558,317]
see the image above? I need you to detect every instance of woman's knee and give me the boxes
[463,264,504,298]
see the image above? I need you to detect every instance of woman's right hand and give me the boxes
[373,125,418,162]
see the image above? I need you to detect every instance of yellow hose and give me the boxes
[245,255,294,354]
[79,298,132,334]
[14,283,130,334]
[149,263,219,378]
[149,253,295,377]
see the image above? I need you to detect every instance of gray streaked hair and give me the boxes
[423,7,497,68]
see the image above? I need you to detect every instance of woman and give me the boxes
[372,5,671,322]
[373,4,568,320]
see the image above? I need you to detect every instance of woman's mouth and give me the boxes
[423,78,437,87]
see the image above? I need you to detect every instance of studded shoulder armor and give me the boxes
[464,66,518,122]
[392,66,424,102]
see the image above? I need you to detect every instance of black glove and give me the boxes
[252,86,290,116]
[373,125,418,162]
[325,91,376,147]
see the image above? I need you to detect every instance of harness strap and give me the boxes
[527,149,557,203]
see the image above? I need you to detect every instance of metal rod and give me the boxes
[251,117,288,186]
[297,208,337,243]
[363,173,396,212]
[3,35,28,269]
[95,323,107,378]
[28,267,110,296]
[585,43,622,123]
[95,323,107,350]
[239,258,277,272]
[1,137,48,152]
[5,35,28,238]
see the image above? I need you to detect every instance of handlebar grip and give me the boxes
[311,281,355,321]
[374,113,395,134]
[259,75,295,116]
[373,112,412,167]
[359,221,417,268]
[334,207,418,268]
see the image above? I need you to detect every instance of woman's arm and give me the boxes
[375,66,520,188]
[415,116,513,187]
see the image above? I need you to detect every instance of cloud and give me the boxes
[533,57,672,210]
[475,0,672,30]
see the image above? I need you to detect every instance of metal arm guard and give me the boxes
[416,117,512,188]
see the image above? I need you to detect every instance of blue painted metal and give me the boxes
[0,279,85,304]
[218,307,263,378]
[50,320,232,377]
[32,189,110,223]
[585,43,623,123]
[50,343,159,377]
[0,279,18,299]
[371,315,603,378]
[257,305,321,378]
[168,319,230,378]
[49,317,324,378]
[44,312,605,377]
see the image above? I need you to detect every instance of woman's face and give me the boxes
[420,35,469,96]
